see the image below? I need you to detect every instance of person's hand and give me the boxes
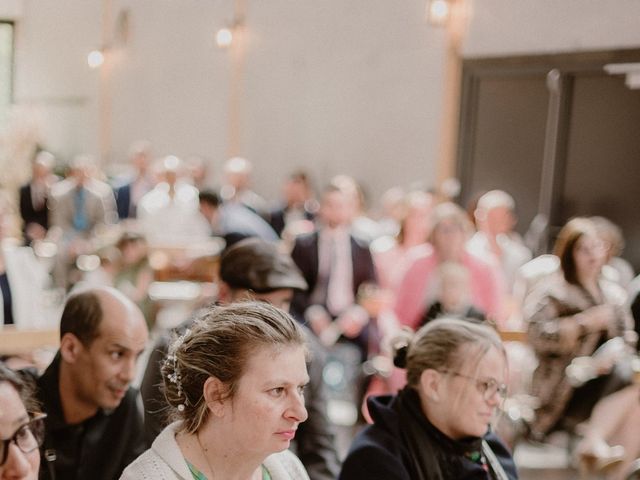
[25,222,47,241]
[336,305,369,339]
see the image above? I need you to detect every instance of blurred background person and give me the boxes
[419,262,486,327]
[185,155,212,191]
[290,182,377,358]
[370,189,433,295]
[19,151,58,246]
[0,194,51,328]
[591,215,635,289]
[113,140,155,220]
[525,217,634,441]
[394,202,504,331]
[137,155,210,247]
[48,155,117,289]
[219,156,269,220]
[198,189,278,249]
[113,231,153,327]
[123,302,310,480]
[468,190,531,291]
[269,170,318,239]
[339,318,517,480]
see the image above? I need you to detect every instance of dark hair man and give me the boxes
[34,286,149,480]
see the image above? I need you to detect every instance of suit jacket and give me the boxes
[290,230,377,321]
[114,183,132,219]
[269,204,315,238]
[19,183,49,235]
[50,178,117,234]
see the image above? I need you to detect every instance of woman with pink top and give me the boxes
[394,202,505,330]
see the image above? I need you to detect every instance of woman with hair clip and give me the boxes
[0,363,46,480]
[121,302,310,480]
[339,318,518,480]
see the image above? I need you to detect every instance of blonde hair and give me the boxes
[393,318,505,388]
[162,301,306,434]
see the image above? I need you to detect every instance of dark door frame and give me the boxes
[457,48,640,248]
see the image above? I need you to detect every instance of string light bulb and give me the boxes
[87,49,105,69]
[427,0,450,26]
[216,28,233,48]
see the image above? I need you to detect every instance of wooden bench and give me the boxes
[0,326,60,356]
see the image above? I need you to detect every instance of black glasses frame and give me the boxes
[0,413,47,466]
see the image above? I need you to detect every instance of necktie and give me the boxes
[73,188,88,232]
[326,235,353,316]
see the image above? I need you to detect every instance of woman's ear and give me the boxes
[203,376,227,417]
[419,369,442,403]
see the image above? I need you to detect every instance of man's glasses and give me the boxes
[0,413,46,466]
[444,371,507,401]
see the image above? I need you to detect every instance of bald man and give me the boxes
[34,287,149,480]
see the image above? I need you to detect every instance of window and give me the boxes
[0,21,14,123]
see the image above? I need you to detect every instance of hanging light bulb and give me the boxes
[216,28,233,49]
[87,49,105,68]
[427,0,450,26]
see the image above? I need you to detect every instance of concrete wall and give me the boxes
[4,0,640,203]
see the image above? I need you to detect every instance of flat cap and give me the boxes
[220,238,308,293]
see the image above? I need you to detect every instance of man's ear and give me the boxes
[59,333,84,364]
[419,369,443,403]
[203,376,228,418]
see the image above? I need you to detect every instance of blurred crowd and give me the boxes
[1,141,640,480]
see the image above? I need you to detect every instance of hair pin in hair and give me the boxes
[166,328,191,412]
[393,341,409,369]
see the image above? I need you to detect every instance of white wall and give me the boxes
[7,0,640,203]
[10,0,447,203]
[464,0,640,57]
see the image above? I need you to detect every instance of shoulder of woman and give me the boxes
[263,450,310,480]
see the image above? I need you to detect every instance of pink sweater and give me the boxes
[393,249,504,330]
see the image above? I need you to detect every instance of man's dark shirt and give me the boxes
[34,354,147,480]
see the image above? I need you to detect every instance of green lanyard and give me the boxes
[187,461,271,480]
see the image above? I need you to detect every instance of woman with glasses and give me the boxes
[0,363,46,480]
[339,318,517,480]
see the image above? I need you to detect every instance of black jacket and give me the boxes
[19,183,49,240]
[290,231,377,320]
[339,390,518,480]
[34,354,147,480]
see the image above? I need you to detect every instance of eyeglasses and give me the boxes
[443,371,507,401]
[0,413,46,466]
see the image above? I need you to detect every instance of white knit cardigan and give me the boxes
[120,422,310,480]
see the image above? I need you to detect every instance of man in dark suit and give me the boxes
[269,170,318,238]
[113,141,154,219]
[290,182,377,358]
[19,151,57,245]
